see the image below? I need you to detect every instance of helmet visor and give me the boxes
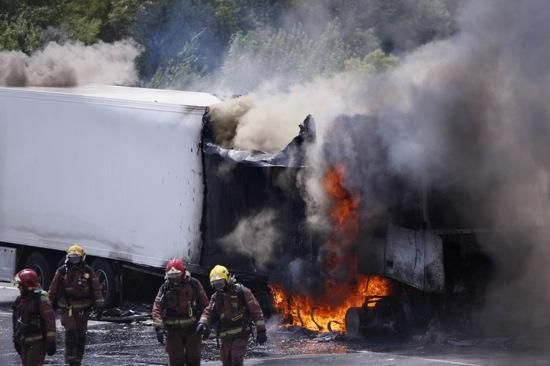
[68,253,81,264]
[211,279,226,291]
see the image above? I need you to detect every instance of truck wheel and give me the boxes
[345,307,363,337]
[91,259,119,308]
[24,252,53,290]
[56,256,66,271]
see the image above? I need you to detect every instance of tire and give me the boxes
[91,259,119,308]
[345,307,364,337]
[24,252,54,290]
[56,256,66,271]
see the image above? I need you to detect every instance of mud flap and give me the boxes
[358,224,445,293]
[384,224,445,292]
[0,246,16,281]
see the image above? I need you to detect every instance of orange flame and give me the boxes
[322,164,360,230]
[321,164,360,275]
[270,275,391,332]
[269,164,392,333]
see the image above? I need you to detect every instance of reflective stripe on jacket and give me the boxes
[49,263,104,310]
[151,274,209,329]
[200,283,266,339]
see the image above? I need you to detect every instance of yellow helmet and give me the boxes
[67,244,85,257]
[209,265,230,283]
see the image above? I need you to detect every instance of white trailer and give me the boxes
[0,85,221,304]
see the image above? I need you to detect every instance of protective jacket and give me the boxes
[49,263,103,311]
[12,290,56,347]
[200,283,266,339]
[152,272,209,329]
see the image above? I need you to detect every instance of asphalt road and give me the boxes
[1,283,549,366]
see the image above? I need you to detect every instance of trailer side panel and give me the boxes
[0,87,217,268]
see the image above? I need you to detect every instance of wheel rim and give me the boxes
[96,269,109,301]
[345,308,361,336]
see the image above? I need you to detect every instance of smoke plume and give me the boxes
[210,0,550,336]
[207,75,366,153]
[218,209,280,270]
[0,40,141,87]
[365,0,550,334]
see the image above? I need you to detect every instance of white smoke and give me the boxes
[208,74,368,153]
[218,209,280,270]
[0,40,141,87]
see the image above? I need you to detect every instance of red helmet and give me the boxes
[14,269,40,289]
[165,258,186,278]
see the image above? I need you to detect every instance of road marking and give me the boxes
[358,351,484,366]
[0,286,18,290]
[410,357,483,366]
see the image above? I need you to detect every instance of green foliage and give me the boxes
[0,14,42,52]
[0,1,59,52]
[59,0,140,44]
[219,21,350,90]
[104,0,141,41]
[146,32,206,89]
[0,0,140,52]
[214,0,242,40]
[344,49,398,75]
[218,21,399,91]
[0,0,459,88]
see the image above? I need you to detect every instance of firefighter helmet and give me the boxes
[165,258,186,279]
[14,269,40,289]
[67,244,85,257]
[209,265,230,283]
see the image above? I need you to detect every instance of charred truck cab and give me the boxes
[346,175,524,336]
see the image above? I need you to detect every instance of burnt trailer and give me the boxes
[200,114,315,274]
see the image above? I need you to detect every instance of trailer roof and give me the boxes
[0,85,221,107]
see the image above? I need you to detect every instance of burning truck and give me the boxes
[207,110,532,338]
[0,86,526,336]
[201,108,457,336]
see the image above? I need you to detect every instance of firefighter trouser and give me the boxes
[20,339,46,366]
[166,328,202,366]
[220,336,248,366]
[61,309,89,365]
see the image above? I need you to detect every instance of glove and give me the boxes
[93,301,104,320]
[195,323,210,339]
[14,341,21,355]
[155,327,165,345]
[256,331,267,345]
[46,337,56,356]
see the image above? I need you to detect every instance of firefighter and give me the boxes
[152,258,209,366]
[49,244,104,366]
[12,268,56,366]
[196,265,267,366]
